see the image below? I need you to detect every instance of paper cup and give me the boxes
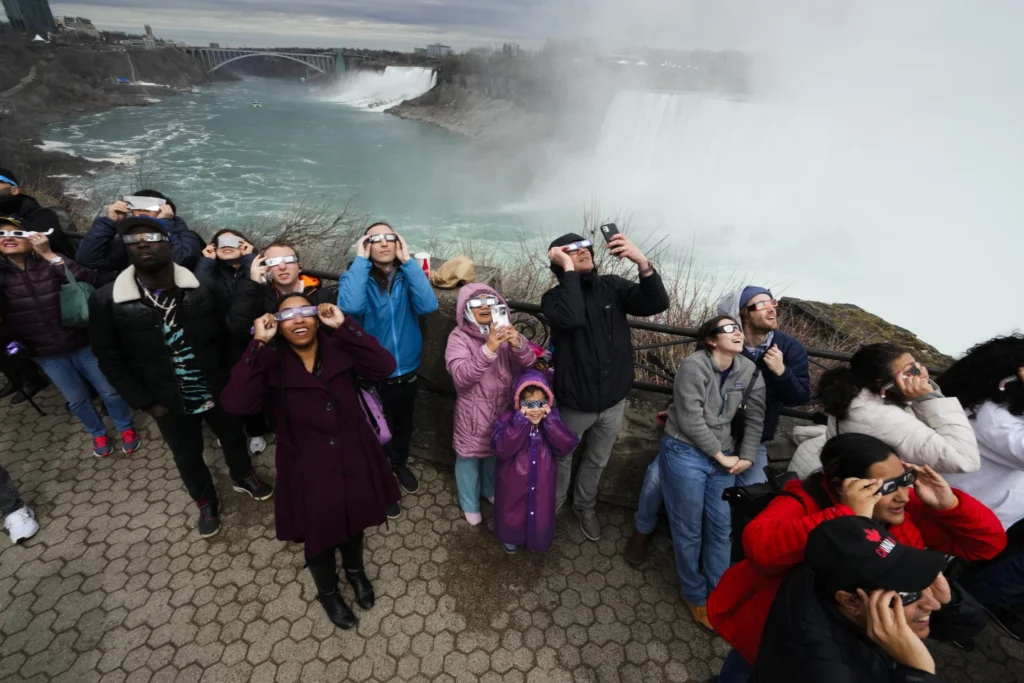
[414,252,430,278]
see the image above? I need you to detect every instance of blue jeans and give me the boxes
[636,442,767,535]
[455,456,496,514]
[658,435,735,606]
[34,346,134,438]
[718,648,753,683]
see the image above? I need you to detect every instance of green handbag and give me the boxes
[60,265,95,329]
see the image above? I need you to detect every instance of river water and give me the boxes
[42,76,1022,354]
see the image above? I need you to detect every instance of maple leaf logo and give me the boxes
[864,529,882,543]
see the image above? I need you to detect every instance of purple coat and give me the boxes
[491,370,579,552]
[445,283,536,459]
[221,319,400,558]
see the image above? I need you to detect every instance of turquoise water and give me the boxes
[42,78,534,244]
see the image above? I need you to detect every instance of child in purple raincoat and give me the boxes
[491,370,579,553]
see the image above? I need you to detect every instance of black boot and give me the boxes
[342,534,375,610]
[308,553,357,630]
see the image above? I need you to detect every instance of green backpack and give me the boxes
[60,266,95,328]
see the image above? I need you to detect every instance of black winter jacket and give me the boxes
[0,194,76,258]
[0,256,97,356]
[226,274,338,339]
[753,567,943,683]
[88,265,230,413]
[541,269,669,413]
[78,215,202,274]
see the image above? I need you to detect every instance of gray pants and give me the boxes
[0,465,24,517]
[556,400,627,514]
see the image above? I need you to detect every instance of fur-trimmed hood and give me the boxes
[112,264,200,304]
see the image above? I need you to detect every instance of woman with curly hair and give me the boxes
[788,342,980,477]
[939,335,1024,640]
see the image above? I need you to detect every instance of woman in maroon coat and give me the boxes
[221,295,399,631]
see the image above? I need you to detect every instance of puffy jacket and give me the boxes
[0,256,98,356]
[337,257,438,378]
[946,401,1024,530]
[752,566,944,683]
[89,265,230,413]
[226,274,337,339]
[541,269,670,413]
[0,193,76,258]
[445,284,537,458]
[194,254,257,301]
[708,473,1006,664]
[789,387,980,477]
[77,215,202,274]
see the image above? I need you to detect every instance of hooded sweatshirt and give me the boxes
[540,233,670,413]
[445,284,537,458]
[717,288,811,442]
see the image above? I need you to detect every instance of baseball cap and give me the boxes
[0,167,20,187]
[805,517,946,596]
[0,216,25,229]
[116,216,170,237]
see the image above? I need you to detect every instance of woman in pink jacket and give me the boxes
[445,284,536,525]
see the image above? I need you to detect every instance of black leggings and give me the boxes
[305,532,364,568]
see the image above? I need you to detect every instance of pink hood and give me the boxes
[455,283,508,341]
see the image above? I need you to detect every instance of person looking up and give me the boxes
[337,222,439,519]
[0,217,139,457]
[939,334,1024,639]
[542,230,669,542]
[78,189,202,274]
[221,298,399,631]
[626,286,810,565]
[89,216,273,538]
[0,166,76,257]
[752,516,954,682]
[789,342,980,477]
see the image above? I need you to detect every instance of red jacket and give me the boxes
[707,476,1006,664]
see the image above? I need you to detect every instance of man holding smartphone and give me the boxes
[542,228,669,541]
[338,222,439,519]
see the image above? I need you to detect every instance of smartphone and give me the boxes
[491,304,510,328]
[599,223,621,243]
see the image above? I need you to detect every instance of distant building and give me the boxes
[209,42,220,48]
[1,0,57,35]
[55,15,99,39]
[413,47,427,55]
[426,43,452,57]
[143,24,155,48]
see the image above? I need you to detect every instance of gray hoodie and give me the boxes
[665,349,767,462]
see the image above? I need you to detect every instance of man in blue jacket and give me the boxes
[77,190,202,277]
[624,285,810,565]
[337,222,438,518]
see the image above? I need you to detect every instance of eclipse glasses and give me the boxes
[264,255,298,267]
[274,306,318,321]
[122,233,169,244]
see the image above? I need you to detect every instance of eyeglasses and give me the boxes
[0,228,55,238]
[896,591,922,606]
[274,306,318,321]
[563,239,593,253]
[523,399,549,409]
[713,323,741,335]
[122,233,168,244]
[468,296,500,308]
[880,364,922,398]
[745,299,779,313]
[878,469,917,496]
[264,255,298,267]
[365,234,399,244]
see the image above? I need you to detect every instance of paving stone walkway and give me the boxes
[2,385,1023,682]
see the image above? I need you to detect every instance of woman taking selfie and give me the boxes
[789,342,980,477]
[221,297,399,631]
[659,315,766,631]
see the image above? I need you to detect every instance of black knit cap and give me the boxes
[548,232,588,250]
[116,216,170,236]
[0,167,20,186]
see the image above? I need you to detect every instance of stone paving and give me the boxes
[2,385,1024,683]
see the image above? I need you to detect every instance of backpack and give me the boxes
[722,469,833,563]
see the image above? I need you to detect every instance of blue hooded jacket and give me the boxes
[337,257,439,378]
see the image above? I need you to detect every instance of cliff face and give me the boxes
[1,40,209,179]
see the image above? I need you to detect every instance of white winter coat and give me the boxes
[945,402,1024,531]
[788,387,980,478]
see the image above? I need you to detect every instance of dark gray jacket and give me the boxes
[665,349,766,462]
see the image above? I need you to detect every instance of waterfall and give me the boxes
[327,66,437,112]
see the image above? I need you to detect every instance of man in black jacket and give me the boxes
[89,217,273,539]
[541,231,669,541]
[754,517,951,683]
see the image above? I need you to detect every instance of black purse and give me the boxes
[730,368,761,448]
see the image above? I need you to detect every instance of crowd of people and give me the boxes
[1,168,1023,679]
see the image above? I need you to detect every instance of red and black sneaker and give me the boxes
[121,428,142,455]
[92,435,113,458]
[196,499,221,538]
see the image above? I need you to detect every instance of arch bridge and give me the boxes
[184,47,336,74]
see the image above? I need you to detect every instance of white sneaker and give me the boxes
[5,507,39,544]
[249,436,267,454]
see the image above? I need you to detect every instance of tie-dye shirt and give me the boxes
[139,283,214,415]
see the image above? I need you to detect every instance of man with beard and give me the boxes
[625,286,810,564]
[89,216,273,538]
[542,232,669,541]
